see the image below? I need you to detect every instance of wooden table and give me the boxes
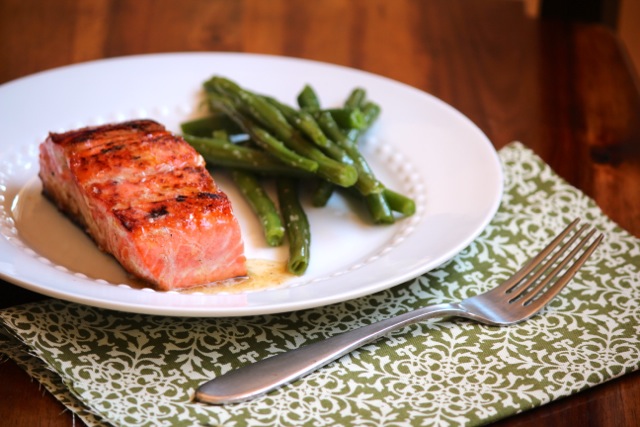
[1,0,638,425]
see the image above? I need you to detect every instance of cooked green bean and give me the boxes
[264,97,328,145]
[277,178,311,275]
[265,96,354,166]
[183,135,310,177]
[211,129,230,141]
[347,101,382,142]
[207,77,358,188]
[325,108,367,131]
[312,180,335,207]
[231,170,284,247]
[316,111,383,195]
[297,84,321,111]
[383,188,416,216]
[180,113,244,138]
[206,92,319,174]
[206,77,291,139]
[365,192,395,224]
[344,87,366,109]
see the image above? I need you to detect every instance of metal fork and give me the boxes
[196,218,603,405]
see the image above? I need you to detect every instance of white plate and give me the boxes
[0,53,503,317]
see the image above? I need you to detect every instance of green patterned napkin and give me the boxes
[1,142,639,427]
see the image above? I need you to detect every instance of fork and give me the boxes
[196,218,603,405]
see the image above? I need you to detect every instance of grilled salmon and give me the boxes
[38,119,247,291]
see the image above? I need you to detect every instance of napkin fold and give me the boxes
[1,142,639,427]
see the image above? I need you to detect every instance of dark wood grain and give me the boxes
[1,0,638,425]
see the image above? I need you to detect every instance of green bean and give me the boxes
[207,77,293,140]
[252,127,320,171]
[325,108,367,131]
[365,192,395,224]
[277,178,311,275]
[206,92,319,173]
[264,96,354,166]
[211,129,230,141]
[364,187,417,222]
[206,77,300,146]
[345,87,367,109]
[312,180,335,207]
[383,188,416,216]
[354,100,415,217]
[329,97,407,219]
[231,170,285,247]
[180,113,244,138]
[347,101,382,142]
[264,97,327,145]
[297,84,321,111]
[341,99,414,218]
[316,111,384,195]
[361,102,381,128]
[183,135,310,177]
[207,77,358,188]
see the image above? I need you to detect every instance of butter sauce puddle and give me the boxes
[181,259,295,295]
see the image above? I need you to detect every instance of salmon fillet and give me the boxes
[38,119,247,291]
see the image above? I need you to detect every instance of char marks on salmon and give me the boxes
[39,119,247,291]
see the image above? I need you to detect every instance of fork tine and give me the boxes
[515,227,595,302]
[499,218,580,293]
[521,231,604,311]
[509,223,590,300]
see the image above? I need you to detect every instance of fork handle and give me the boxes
[195,302,460,404]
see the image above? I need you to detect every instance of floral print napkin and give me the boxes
[1,142,639,427]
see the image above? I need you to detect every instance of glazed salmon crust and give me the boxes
[39,119,247,291]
